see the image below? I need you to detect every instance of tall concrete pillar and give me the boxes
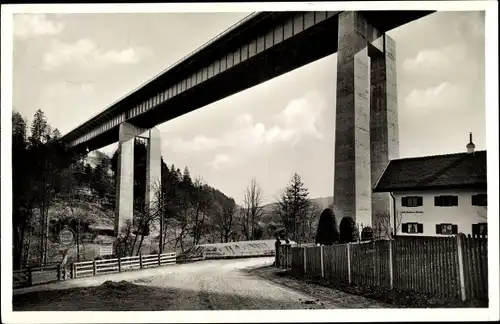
[115,122,146,236]
[370,34,399,231]
[334,11,398,228]
[145,127,162,213]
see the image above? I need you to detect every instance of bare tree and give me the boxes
[114,220,135,257]
[374,211,403,238]
[214,198,237,243]
[189,178,211,246]
[174,193,191,252]
[242,178,264,240]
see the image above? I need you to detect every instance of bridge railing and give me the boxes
[71,252,176,279]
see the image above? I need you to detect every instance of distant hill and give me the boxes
[259,196,334,226]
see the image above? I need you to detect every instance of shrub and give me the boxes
[315,208,340,245]
[361,226,374,241]
[339,216,359,243]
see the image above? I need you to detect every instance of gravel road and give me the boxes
[13,257,389,311]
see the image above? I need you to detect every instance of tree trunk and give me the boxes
[136,234,145,256]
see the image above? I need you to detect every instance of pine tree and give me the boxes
[276,173,311,243]
[182,166,192,184]
[51,128,61,140]
[29,109,48,145]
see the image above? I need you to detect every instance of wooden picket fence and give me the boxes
[71,252,177,279]
[277,235,488,302]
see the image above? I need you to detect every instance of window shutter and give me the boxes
[471,195,477,206]
[435,224,441,234]
[452,225,458,235]
[434,196,440,206]
[417,196,423,206]
[402,197,408,207]
[453,196,459,206]
[402,223,408,233]
[417,223,424,234]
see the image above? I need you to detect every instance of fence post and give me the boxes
[158,253,161,266]
[139,254,143,268]
[456,234,467,301]
[93,260,97,276]
[303,247,307,275]
[347,243,351,285]
[118,257,122,272]
[72,263,76,279]
[320,245,324,278]
[389,239,393,289]
[57,264,61,281]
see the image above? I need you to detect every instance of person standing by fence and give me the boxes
[275,236,281,267]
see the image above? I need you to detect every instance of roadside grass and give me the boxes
[249,265,488,308]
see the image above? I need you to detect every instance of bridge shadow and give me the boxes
[12,279,323,311]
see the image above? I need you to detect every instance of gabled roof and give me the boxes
[373,150,487,192]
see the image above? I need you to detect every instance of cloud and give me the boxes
[42,81,95,100]
[404,82,459,109]
[207,154,236,170]
[14,14,64,39]
[403,45,466,72]
[168,90,327,156]
[42,38,152,70]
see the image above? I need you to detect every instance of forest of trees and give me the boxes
[12,109,324,269]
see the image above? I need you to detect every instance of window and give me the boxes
[472,223,487,237]
[436,223,458,235]
[402,223,423,234]
[472,194,487,206]
[434,195,458,207]
[402,196,423,207]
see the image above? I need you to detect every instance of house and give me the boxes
[373,133,487,237]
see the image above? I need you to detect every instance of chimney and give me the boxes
[466,132,475,153]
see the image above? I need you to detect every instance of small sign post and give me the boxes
[59,226,75,247]
[59,226,75,280]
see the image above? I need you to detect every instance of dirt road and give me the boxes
[13,257,389,311]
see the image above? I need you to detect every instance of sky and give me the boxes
[12,10,486,205]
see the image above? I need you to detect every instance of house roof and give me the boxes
[373,150,487,192]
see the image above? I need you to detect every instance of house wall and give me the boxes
[390,189,487,236]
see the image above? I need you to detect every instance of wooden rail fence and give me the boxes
[277,235,488,302]
[13,263,62,289]
[204,250,275,260]
[72,252,176,279]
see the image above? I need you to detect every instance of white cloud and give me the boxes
[169,90,327,155]
[42,39,151,70]
[42,81,95,99]
[404,82,459,109]
[207,154,236,170]
[14,14,64,39]
[403,45,466,72]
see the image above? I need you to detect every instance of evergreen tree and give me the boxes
[275,173,310,243]
[315,208,340,245]
[182,166,192,184]
[51,128,61,139]
[29,109,48,145]
[339,216,359,243]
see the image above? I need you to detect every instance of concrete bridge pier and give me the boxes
[333,11,399,230]
[115,122,162,236]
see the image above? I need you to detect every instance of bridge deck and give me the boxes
[61,11,433,153]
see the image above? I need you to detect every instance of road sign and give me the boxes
[59,227,75,247]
